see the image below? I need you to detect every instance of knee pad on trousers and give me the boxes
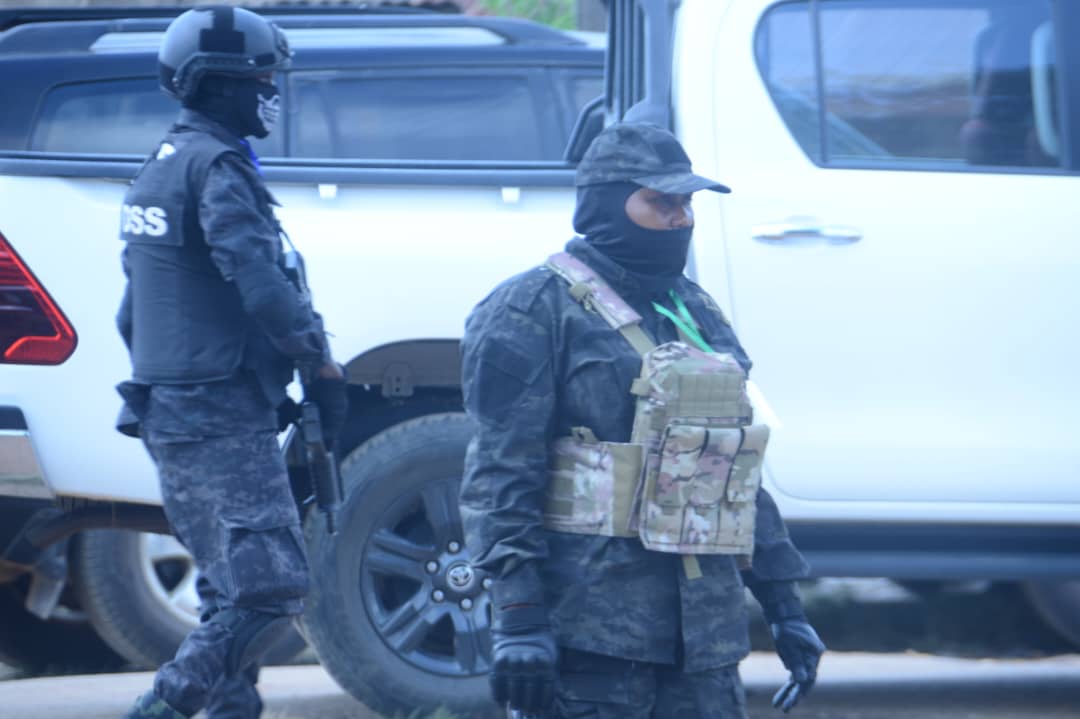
[208,608,293,677]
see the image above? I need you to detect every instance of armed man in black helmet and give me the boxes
[115,7,347,719]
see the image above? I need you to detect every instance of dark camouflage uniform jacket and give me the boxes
[460,238,810,672]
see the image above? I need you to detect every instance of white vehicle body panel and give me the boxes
[1,0,1077,529]
[675,0,1080,524]
[0,176,573,504]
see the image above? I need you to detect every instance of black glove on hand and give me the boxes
[303,374,348,449]
[275,398,301,432]
[490,605,558,716]
[770,619,825,713]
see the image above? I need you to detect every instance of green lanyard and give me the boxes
[652,290,714,353]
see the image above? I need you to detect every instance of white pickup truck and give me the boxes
[1,1,1078,717]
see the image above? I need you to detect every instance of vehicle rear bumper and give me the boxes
[0,406,53,500]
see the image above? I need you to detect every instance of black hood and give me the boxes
[572,181,693,296]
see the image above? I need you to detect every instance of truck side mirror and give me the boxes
[564,95,605,163]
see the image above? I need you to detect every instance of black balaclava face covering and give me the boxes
[573,181,694,281]
[186,75,281,139]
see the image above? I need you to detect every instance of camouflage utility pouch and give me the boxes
[543,429,641,537]
[639,423,767,555]
[629,344,768,556]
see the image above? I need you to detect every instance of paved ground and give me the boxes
[1,652,1078,719]
[2,581,1074,718]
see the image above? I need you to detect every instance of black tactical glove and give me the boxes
[770,619,826,713]
[275,398,301,432]
[489,604,558,716]
[303,373,348,449]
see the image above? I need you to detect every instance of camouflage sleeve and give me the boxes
[742,488,812,622]
[116,247,133,351]
[459,287,556,607]
[199,154,330,367]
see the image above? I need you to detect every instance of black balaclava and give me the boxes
[186,75,281,139]
[573,181,693,288]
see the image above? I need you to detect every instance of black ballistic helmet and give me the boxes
[158,6,292,103]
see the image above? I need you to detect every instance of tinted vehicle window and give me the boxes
[291,71,554,161]
[756,0,1064,171]
[27,65,600,163]
[29,78,281,156]
[30,79,175,155]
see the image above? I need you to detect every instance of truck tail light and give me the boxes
[0,231,77,365]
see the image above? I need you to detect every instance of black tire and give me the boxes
[0,567,125,675]
[1023,580,1080,648]
[74,528,307,669]
[301,413,498,719]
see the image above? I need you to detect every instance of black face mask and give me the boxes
[186,76,281,139]
[572,181,694,279]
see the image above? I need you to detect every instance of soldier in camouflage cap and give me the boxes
[576,122,732,194]
[460,123,824,718]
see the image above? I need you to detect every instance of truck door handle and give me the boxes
[751,218,862,243]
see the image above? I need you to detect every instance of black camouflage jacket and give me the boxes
[460,238,810,671]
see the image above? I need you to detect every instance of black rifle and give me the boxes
[297,396,341,534]
[281,235,341,533]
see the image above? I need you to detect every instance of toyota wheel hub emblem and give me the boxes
[447,563,475,590]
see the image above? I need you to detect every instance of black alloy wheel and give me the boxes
[360,475,491,677]
[302,413,498,719]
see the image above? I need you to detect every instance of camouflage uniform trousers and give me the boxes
[552,648,748,719]
[143,427,309,719]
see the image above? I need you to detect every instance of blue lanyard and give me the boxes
[238,139,261,174]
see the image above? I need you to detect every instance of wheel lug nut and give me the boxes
[482,578,493,590]
[460,598,473,610]
[448,541,461,553]
[425,561,439,574]
[433,590,445,602]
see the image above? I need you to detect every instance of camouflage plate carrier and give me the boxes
[542,252,769,577]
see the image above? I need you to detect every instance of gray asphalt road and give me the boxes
[0,652,1077,719]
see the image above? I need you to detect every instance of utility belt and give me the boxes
[540,252,769,577]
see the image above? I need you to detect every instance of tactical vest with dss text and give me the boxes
[541,252,769,570]
[121,128,251,384]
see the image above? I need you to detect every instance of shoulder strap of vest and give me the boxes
[545,252,655,356]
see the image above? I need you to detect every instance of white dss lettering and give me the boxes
[122,204,169,237]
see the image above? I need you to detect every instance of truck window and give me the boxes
[290,71,558,162]
[30,79,175,155]
[29,78,283,157]
[756,0,1065,172]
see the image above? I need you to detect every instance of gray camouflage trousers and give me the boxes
[552,648,748,719]
[144,428,309,719]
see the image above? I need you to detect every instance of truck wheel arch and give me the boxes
[344,339,462,399]
[285,339,465,476]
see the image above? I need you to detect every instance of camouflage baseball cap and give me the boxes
[575,122,731,194]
